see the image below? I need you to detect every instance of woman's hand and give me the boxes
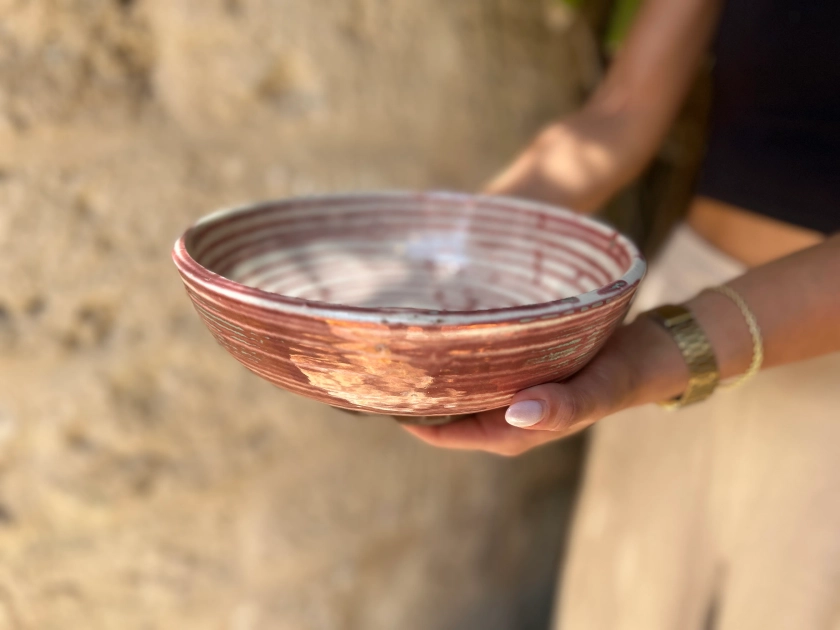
[483,107,645,213]
[486,0,726,213]
[403,316,690,456]
[404,233,840,456]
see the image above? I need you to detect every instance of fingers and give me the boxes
[401,410,508,448]
[503,383,595,432]
[401,334,637,453]
[504,357,631,432]
[401,409,554,456]
[403,355,631,454]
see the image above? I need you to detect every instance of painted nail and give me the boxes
[505,400,545,427]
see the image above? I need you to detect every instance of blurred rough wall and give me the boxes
[0,1,593,629]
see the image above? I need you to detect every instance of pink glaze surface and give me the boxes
[172,192,646,416]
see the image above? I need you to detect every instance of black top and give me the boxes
[697,0,840,234]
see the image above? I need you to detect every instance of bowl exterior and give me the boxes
[174,270,640,415]
[173,192,646,416]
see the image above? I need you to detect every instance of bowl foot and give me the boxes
[329,406,471,426]
[392,414,473,426]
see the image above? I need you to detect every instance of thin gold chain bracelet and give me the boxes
[706,285,764,389]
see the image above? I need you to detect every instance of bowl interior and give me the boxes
[185,194,635,312]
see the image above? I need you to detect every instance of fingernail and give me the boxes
[505,400,545,427]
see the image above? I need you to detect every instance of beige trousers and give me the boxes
[553,225,840,630]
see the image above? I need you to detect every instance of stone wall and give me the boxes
[0,1,592,628]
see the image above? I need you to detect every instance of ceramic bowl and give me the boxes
[172,192,645,417]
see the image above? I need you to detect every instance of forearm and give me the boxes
[627,233,840,407]
[585,0,724,175]
[688,232,840,376]
[487,0,725,212]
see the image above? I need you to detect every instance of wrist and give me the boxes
[581,92,661,180]
[621,290,757,410]
[610,315,692,409]
[684,290,755,381]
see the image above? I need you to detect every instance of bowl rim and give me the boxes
[172,191,646,326]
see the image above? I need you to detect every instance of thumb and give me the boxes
[503,361,630,432]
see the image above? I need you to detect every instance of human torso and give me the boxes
[693,0,839,263]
